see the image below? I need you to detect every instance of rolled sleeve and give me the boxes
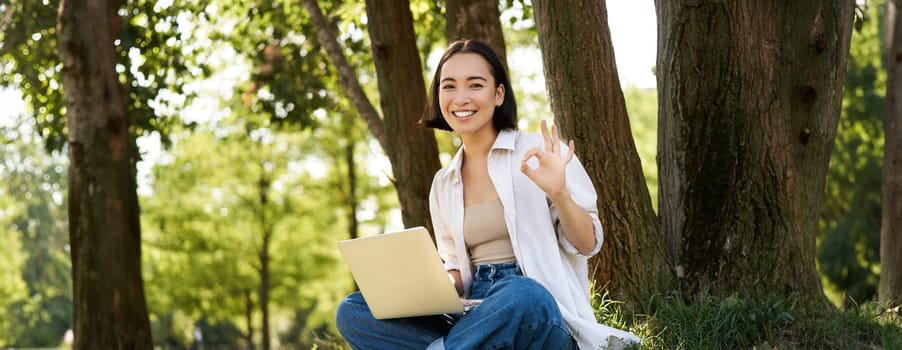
[552,152,604,258]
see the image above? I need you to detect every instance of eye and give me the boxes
[469,83,484,89]
[441,84,455,90]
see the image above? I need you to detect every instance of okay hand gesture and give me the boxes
[520,120,575,199]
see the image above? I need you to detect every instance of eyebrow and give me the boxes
[440,75,489,83]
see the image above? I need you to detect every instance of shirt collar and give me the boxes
[444,129,517,182]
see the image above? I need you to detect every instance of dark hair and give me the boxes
[419,39,517,131]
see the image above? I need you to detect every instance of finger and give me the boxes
[522,147,543,163]
[521,147,543,175]
[520,159,532,176]
[564,139,575,163]
[550,122,559,154]
[540,120,553,153]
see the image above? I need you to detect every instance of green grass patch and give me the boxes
[592,291,902,350]
[777,301,902,349]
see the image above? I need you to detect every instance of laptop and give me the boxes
[338,226,481,319]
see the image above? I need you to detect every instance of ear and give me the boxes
[495,84,505,106]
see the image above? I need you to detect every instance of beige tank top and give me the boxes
[463,198,516,265]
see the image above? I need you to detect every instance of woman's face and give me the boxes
[438,53,505,138]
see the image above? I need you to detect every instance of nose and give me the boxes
[452,91,471,106]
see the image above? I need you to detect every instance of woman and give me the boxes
[336,39,640,349]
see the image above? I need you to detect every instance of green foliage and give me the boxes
[618,293,901,350]
[141,128,260,347]
[818,0,885,307]
[215,0,382,131]
[0,216,28,343]
[0,0,206,150]
[411,0,446,58]
[223,0,332,129]
[623,87,659,210]
[219,0,442,132]
[140,97,393,347]
[0,116,71,347]
[501,0,537,46]
[0,0,64,149]
[117,0,209,144]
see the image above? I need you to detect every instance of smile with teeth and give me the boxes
[453,110,476,118]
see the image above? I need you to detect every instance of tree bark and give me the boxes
[445,0,507,68]
[882,0,902,307]
[304,0,441,231]
[532,0,673,303]
[364,0,442,230]
[657,1,854,303]
[56,0,152,348]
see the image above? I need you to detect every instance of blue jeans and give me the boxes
[335,262,575,349]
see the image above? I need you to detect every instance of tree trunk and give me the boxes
[258,173,271,350]
[346,141,360,240]
[345,138,360,291]
[56,0,152,348]
[532,0,673,303]
[445,0,507,68]
[882,0,902,307]
[364,0,442,230]
[304,0,441,231]
[244,289,255,350]
[344,115,361,241]
[657,1,854,303]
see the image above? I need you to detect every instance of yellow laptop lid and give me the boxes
[338,226,465,319]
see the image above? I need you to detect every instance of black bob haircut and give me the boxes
[419,39,518,131]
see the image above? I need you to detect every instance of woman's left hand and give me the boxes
[520,120,574,200]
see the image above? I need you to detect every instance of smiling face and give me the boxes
[438,53,505,139]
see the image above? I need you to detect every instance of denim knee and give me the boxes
[446,276,572,349]
[496,277,556,304]
[491,276,563,321]
[335,292,365,335]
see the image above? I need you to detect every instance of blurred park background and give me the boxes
[1,0,900,349]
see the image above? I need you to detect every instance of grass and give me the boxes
[593,291,902,350]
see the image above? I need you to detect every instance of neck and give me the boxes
[461,129,499,159]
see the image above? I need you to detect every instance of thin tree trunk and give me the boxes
[244,289,255,350]
[57,0,152,347]
[303,0,441,231]
[342,117,361,290]
[446,0,507,68]
[258,173,271,350]
[259,237,270,350]
[657,1,854,303]
[882,0,902,307]
[532,0,673,303]
[345,138,359,241]
[302,0,387,148]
